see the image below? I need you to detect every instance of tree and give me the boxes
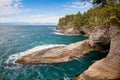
[73,12,84,29]
[58,0,120,28]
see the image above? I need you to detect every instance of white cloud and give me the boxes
[0,0,61,24]
[64,1,92,11]
[0,15,62,24]
[0,0,22,16]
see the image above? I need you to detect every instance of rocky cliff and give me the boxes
[56,26,81,35]
[77,24,120,80]
[56,25,93,35]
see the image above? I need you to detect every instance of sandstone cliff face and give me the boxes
[89,25,110,46]
[78,25,120,80]
[81,27,94,36]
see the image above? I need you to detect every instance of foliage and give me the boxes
[73,12,85,29]
[0,77,2,80]
[58,14,74,26]
[58,0,120,28]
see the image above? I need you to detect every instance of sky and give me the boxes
[0,0,92,24]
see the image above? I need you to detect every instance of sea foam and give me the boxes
[50,27,64,35]
[6,44,65,64]
[53,32,64,35]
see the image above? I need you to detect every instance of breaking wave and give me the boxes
[5,44,65,69]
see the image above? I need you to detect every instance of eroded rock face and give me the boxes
[56,25,94,36]
[64,28,80,35]
[58,27,82,35]
[81,26,94,36]
[56,25,87,35]
[56,26,66,30]
[77,25,120,80]
[89,25,110,47]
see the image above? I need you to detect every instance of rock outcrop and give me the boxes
[89,25,110,47]
[77,25,120,80]
[63,28,81,35]
[56,26,80,35]
[15,40,103,64]
[56,25,94,36]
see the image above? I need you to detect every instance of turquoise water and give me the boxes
[0,25,107,80]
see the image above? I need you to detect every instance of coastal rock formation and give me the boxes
[80,27,94,36]
[77,25,120,80]
[16,23,120,79]
[56,26,82,35]
[64,28,80,35]
[89,25,110,47]
[16,25,111,64]
[15,40,103,64]
[56,25,94,35]
[57,25,111,48]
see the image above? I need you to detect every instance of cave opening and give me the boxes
[99,42,111,55]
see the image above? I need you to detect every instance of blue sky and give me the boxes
[0,0,92,24]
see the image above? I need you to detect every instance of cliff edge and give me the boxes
[77,24,120,80]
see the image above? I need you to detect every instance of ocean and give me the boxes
[0,25,107,80]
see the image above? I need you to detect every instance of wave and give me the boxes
[63,77,71,80]
[48,27,54,29]
[52,28,61,32]
[6,44,66,65]
[53,28,57,31]
[48,27,64,35]
[48,27,61,32]
[52,32,64,35]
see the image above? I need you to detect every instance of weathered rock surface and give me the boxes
[15,40,103,64]
[56,25,94,36]
[81,26,94,36]
[56,26,84,35]
[77,25,120,80]
[89,25,110,47]
[64,28,81,35]
[56,26,65,30]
